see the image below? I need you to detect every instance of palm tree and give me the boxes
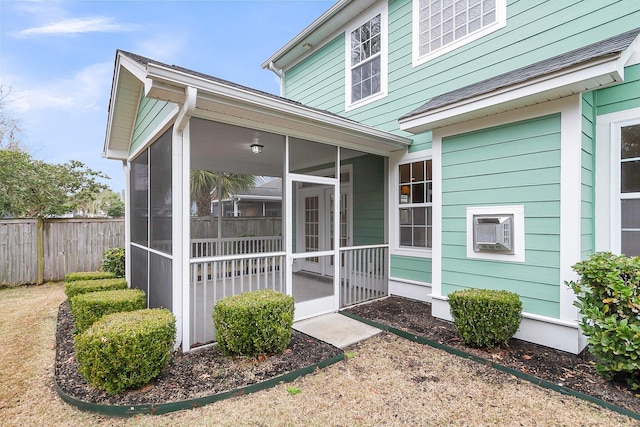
[190,170,255,216]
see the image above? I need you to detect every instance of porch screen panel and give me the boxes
[130,245,149,300]
[130,150,148,246]
[150,128,172,254]
[148,252,172,309]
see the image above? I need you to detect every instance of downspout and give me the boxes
[267,62,285,96]
[173,86,197,352]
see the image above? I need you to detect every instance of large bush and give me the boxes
[74,308,175,395]
[448,288,522,348]
[213,289,294,357]
[567,252,640,389]
[101,247,125,278]
[70,288,146,333]
[64,278,127,299]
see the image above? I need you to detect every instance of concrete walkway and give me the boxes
[293,313,381,349]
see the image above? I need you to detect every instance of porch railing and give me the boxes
[339,244,388,308]
[189,252,285,348]
[191,236,282,258]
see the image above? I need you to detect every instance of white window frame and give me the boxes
[595,107,640,254]
[412,0,507,67]
[390,149,433,258]
[345,2,388,111]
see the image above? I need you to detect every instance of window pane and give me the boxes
[621,124,640,159]
[413,227,426,247]
[621,160,640,193]
[400,227,412,246]
[412,183,425,203]
[413,207,426,225]
[400,208,411,225]
[622,231,640,257]
[622,199,640,228]
[412,161,425,182]
[399,163,411,183]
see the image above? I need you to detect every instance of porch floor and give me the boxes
[293,312,381,349]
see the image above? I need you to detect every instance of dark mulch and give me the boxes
[343,296,640,414]
[54,301,342,406]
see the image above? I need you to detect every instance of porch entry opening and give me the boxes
[289,175,340,320]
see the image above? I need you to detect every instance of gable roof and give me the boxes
[399,28,640,133]
[104,49,411,160]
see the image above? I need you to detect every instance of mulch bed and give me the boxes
[54,301,342,406]
[343,296,640,414]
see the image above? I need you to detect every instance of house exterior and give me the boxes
[104,0,640,354]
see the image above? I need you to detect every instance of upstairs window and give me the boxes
[413,0,506,66]
[346,5,388,110]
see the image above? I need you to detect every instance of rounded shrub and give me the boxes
[74,308,176,395]
[101,247,125,278]
[567,252,640,389]
[65,271,116,282]
[64,277,127,299]
[213,289,294,357]
[70,288,146,333]
[448,288,522,348]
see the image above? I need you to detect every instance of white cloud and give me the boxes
[136,33,188,63]
[10,62,113,114]
[17,17,132,37]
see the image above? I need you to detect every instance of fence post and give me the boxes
[37,217,44,284]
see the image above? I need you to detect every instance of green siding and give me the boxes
[130,97,175,154]
[283,0,640,140]
[351,155,386,246]
[441,114,562,318]
[594,64,640,115]
[390,255,432,283]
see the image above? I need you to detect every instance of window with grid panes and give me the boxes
[416,0,503,60]
[350,14,382,103]
[620,123,640,256]
[399,159,433,248]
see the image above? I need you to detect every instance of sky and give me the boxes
[0,0,335,193]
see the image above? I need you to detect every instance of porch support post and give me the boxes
[333,148,341,309]
[284,136,293,297]
[173,85,196,352]
[122,160,132,287]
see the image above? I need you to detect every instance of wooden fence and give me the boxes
[0,218,125,286]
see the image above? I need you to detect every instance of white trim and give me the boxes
[595,107,640,254]
[130,242,173,260]
[412,0,507,68]
[559,96,583,322]
[123,161,132,286]
[389,279,432,303]
[465,205,525,263]
[432,132,443,298]
[344,2,388,111]
[389,149,434,259]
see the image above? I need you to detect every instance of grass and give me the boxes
[0,282,637,426]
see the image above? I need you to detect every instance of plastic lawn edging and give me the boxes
[55,351,344,417]
[340,311,640,422]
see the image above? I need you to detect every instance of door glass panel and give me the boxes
[621,124,640,159]
[622,231,640,257]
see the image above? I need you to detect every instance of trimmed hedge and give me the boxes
[74,308,176,395]
[64,278,127,299]
[449,288,522,348]
[214,289,294,357]
[567,252,640,389]
[65,271,116,282]
[70,288,146,333]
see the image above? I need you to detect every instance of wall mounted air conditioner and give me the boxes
[473,215,514,253]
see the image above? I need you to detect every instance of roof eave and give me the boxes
[399,54,625,134]
[261,0,378,71]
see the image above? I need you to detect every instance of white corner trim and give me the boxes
[431,132,443,298]
[465,205,525,263]
[559,95,583,323]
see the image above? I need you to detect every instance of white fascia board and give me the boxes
[103,55,148,159]
[399,55,625,134]
[145,63,411,152]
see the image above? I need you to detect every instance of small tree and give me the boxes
[190,170,255,216]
